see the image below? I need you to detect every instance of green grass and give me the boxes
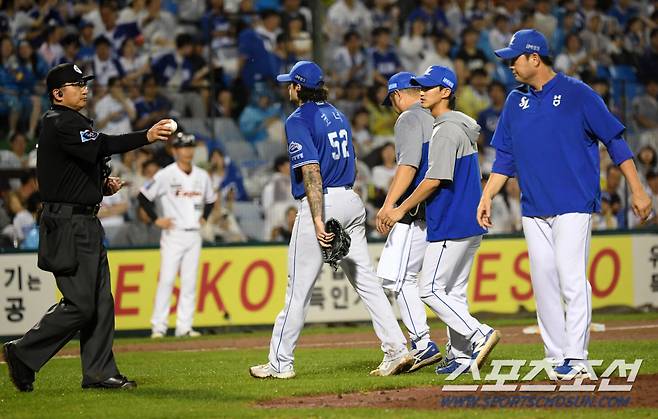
[2,313,658,418]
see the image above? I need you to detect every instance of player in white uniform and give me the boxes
[249,61,413,379]
[376,72,442,372]
[138,132,217,338]
[480,30,652,379]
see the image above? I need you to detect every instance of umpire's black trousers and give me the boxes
[13,204,119,385]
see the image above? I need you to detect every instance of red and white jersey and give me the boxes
[140,163,216,230]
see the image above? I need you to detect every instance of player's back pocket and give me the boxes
[37,215,79,276]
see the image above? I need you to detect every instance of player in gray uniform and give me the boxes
[376,72,442,372]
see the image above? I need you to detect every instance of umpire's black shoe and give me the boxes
[2,341,35,392]
[82,374,137,390]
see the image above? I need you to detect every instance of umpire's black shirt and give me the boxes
[38,104,149,205]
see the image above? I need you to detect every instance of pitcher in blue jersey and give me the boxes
[478,29,652,379]
[382,65,501,375]
[250,61,413,379]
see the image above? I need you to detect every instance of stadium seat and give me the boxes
[178,118,211,138]
[211,117,246,143]
[233,201,265,240]
[256,139,287,160]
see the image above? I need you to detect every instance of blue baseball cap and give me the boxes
[276,60,324,89]
[410,65,458,92]
[382,72,417,106]
[495,29,550,60]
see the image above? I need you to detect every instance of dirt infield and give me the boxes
[260,374,658,410]
[54,318,658,357]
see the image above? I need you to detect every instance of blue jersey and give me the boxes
[285,101,356,199]
[491,73,633,217]
[370,48,401,81]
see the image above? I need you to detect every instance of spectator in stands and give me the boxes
[609,0,640,29]
[551,11,577,54]
[331,30,369,87]
[98,186,130,243]
[38,25,64,66]
[457,68,491,119]
[369,27,401,86]
[325,0,372,47]
[398,18,429,73]
[639,29,658,82]
[364,83,396,141]
[238,16,276,89]
[118,0,147,26]
[272,33,298,76]
[334,79,365,121]
[256,9,282,53]
[0,132,29,169]
[95,77,136,135]
[2,190,34,247]
[504,178,522,233]
[118,37,150,88]
[593,193,620,230]
[580,13,610,66]
[88,0,141,52]
[152,33,206,118]
[555,33,593,79]
[91,35,125,87]
[201,196,247,243]
[488,14,511,53]
[632,78,658,150]
[14,40,47,139]
[16,172,37,206]
[208,149,249,201]
[406,0,447,36]
[642,171,658,226]
[214,88,238,118]
[201,0,229,44]
[238,83,284,145]
[371,0,399,38]
[636,145,657,187]
[351,107,375,156]
[477,80,506,174]
[454,26,492,82]
[607,32,636,67]
[270,205,297,242]
[417,33,454,75]
[261,155,295,240]
[287,15,312,60]
[134,74,172,130]
[482,175,510,234]
[77,20,96,63]
[141,0,177,52]
[0,35,21,139]
[371,142,396,207]
[534,0,558,40]
[281,0,312,33]
[112,206,161,247]
[624,17,647,58]
[57,34,81,66]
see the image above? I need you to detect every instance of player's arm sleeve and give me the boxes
[137,192,158,222]
[425,124,461,182]
[139,171,164,202]
[394,112,423,168]
[582,88,633,165]
[202,173,217,220]
[286,117,319,169]
[100,129,150,156]
[55,116,104,163]
[490,103,517,177]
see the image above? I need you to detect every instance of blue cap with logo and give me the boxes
[410,65,458,92]
[277,60,324,89]
[494,29,550,59]
[382,71,416,106]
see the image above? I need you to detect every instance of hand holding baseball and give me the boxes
[147,119,176,142]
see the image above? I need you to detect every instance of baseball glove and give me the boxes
[321,218,351,271]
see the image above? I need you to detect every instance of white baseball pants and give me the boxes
[522,213,592,361]
[378,221,431,347]
[420,235,493,359]
[151,229,202,336]
[268,187,408,373]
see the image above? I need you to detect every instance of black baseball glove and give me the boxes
[321,218,351,271]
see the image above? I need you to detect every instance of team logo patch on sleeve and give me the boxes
[79,130,99,143]
[288,141,303,154]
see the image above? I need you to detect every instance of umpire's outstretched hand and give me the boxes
[147,119,175,142]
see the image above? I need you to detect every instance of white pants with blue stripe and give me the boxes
[420,235,492,362]
[522,213,592,361]
[267,187,408,373]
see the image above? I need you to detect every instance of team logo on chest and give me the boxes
[553,94,562,107]
[519,96,530,110]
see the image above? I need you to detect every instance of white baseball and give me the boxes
[165,119,177,133]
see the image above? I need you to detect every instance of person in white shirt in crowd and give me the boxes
[140,0,177,53]
[95,77,136,136]
[38,25,64,66]
[398,18,430,73]
[417,34,454,76]
[92,36,125,88]
[554,33,594,79]
[488,14,512,52]
[118,0,147,26]
[632,78,658,150]
[118,37,150,88]
[255,9,283,53]
[0,132,29,169]
[331,31,370,86]
[325,0,372,47]
[372,143,398,210]
[2,191,34,247]
[261,155,295,240]
[534,0,558,40]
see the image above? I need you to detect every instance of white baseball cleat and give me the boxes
[553,359,589,380]
[249,364,296,379]
[150,331,165,339]
[176,329,202,338]
[369,352,414,376]
[471,329,501,368]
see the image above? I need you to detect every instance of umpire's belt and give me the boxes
[322,186,352,194]
[42,202,100,217]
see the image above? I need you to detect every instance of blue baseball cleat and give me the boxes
[553,359,588,380]
[435,359,469,375]
[407,341,442,372]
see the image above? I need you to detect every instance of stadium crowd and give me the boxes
[0,0,657,249]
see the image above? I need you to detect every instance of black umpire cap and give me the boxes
[46,63,94,92]
[172,132,196,148]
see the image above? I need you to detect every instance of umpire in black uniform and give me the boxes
[2,63,173,391]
